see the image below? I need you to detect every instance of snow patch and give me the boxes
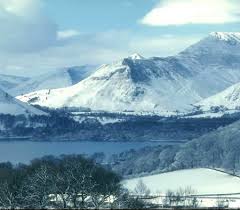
[210,32,240,42]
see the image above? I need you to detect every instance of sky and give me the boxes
[0,0,240,76]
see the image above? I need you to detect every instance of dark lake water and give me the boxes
[0,140,184,163]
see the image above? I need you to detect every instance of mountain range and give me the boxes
[16,32,240,113]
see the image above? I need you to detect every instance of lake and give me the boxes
[0,140,184,163]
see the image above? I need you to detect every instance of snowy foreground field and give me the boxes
[124,168,240,208]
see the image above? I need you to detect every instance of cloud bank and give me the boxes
[141,0,240,26]
[0,0,57,52]
[0,0,203,76]
[0,31,202,76]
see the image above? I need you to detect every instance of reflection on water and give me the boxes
[0,140,182,163]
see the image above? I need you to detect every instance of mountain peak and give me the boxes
[209,32,240,42]
[128,53,144,60]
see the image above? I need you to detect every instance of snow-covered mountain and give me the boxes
[10,65,96,96]
[177,32,240,98]
[195,82,240,111]
[17,53,199,112]
[0,88,46,116]
[17,32,240,112]
[0,73,29,92]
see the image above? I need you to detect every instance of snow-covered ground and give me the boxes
[125,168,240,194]
[124,168,240,208]
[72,115,125,125]
[70,110,179,125]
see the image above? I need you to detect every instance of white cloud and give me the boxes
[141,0,240,26]
[0,0,57,52]
[57,30,81,40]
[129,35,201,56]
[0,30,203,76]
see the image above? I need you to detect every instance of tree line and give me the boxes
[109,118,240,177]
[0,155,148,209]
[1,109,239,141]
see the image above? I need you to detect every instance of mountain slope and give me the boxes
[195,82,240,111]
[0,74,29,92]
[0,89,46,115]
[17,32,240,112]
[10,65,96,96]
[178,32,240,98]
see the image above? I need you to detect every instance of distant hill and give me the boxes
[10,65,96,96]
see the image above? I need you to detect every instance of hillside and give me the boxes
[195,82,240,111]
[125,168,240,195]
[125,168,240,208]
[0,88,46,116]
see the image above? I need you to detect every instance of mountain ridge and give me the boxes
[0,73,29,92]
[16,32,240,113]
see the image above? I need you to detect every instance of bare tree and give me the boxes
[216,197,229,208]
[163,190,175,207]
[90,166,121,209]
[0,155,122,209]
[61,156,97,208]
[0,181,18,208]
[134,179,150,196]
[20,165,54,209]
[52,172,72,208]
[184,186,196,207]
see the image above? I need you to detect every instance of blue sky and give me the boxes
[45,0,158,32]
[0,0,240,76]
[45,0,240,35]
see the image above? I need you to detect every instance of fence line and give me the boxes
[132,193,240,201]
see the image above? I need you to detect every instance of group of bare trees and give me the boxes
[132,180,198,208]
[0,155,123,209]
[163,186,198,207]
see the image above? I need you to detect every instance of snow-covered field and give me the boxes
[124,168,240,208]
[125,168,240,194]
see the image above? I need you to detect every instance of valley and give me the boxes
[1,32,240,181]
[0,109,238,141]
[1,0,240,208]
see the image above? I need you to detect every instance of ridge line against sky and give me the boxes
[0,0,240,76]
